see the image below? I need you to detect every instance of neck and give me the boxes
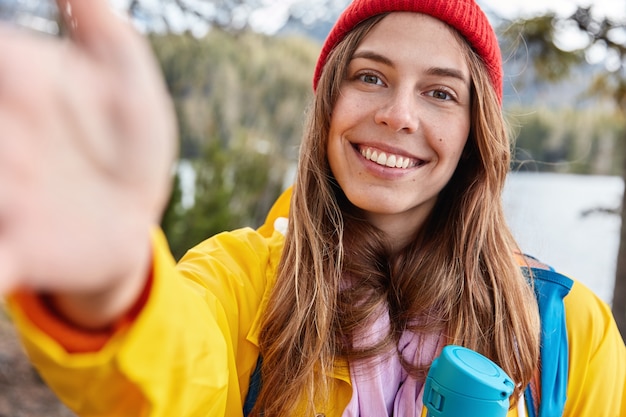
[364,212,424,255]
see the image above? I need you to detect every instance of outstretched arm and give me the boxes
[0,0,177,327]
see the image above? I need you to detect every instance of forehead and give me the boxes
[353,12,470,73]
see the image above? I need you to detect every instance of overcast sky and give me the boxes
[244,0,626,35]
[102,0,626,44]
[480,0,624,20]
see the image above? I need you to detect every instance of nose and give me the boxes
[374,88,419,133]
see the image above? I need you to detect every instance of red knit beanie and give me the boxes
[313,0,502,101]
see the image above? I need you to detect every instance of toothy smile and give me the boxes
[359,146,420,169]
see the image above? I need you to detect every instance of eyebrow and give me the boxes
[351,50,469,85]
[425,67,469,85]
[351,50,394,67]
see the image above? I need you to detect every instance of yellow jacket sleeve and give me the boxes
[562,280,626,417]
[7,227,285,417]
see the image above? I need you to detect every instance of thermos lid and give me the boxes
[424,345,515,416]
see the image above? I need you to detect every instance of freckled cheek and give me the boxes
[334,91,372,120]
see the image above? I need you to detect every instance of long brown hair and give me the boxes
[255,14,540,416]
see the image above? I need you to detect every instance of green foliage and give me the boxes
[163,144,285,260]
[150,30,320,259]
[501,7,626,113]
[149,30,318,160]
[501,15,585,82]
[509,106,624,176]
[160,169,185,250]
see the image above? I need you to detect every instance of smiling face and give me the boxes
[327,12,472,249]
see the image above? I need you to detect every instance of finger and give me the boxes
[55,0,139,61]
[56,0,115,38]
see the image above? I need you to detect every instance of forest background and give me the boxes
[154,29,625,260]
[0,0,624,415]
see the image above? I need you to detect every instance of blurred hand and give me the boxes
[0,0,177,320]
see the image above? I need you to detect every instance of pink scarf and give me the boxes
[342,306,443,417]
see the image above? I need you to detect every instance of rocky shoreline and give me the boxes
[0,306,76,417]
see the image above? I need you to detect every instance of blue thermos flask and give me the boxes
[423,345,515,417]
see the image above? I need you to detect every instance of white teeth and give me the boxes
[359,147,415,169]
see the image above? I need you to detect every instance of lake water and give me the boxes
[503,172,624,305]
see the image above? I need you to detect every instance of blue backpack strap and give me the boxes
[243,356,263,416]
[522,265,573,417]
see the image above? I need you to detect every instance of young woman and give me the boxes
[2,0,624,416]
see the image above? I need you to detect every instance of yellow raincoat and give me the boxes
[6,188,626,416]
